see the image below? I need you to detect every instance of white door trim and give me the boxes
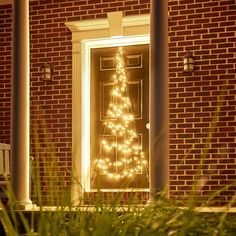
[65,13,150,205]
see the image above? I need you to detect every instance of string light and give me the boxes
[95,47,147,180]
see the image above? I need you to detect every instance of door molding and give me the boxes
[65,13,150,205]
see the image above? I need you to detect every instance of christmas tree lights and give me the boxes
[96,47,147,180]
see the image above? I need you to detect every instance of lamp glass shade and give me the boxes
[44,67,51,80]
[41,63,53,81]
[183,53,194,72]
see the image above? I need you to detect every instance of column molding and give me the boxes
[11,0,32,208]
[71,41,83,204]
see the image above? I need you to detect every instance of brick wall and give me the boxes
[168,0,236,206]
[0,5,11,144]
[0,0,235,206]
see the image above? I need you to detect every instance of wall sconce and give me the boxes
[183,52,194,72]
[41,62,54,81]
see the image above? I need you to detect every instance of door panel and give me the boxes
[90,44,149,190]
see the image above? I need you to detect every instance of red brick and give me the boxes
[0,0,235,206]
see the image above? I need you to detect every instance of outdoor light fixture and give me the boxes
[183,52,194,72]
[41,62,54,81]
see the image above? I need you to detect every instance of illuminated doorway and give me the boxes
[81,36,149,192]
[65,13,150,203]
[90,44,149,191]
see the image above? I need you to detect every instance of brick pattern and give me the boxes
[168,0,236,206]
[0,5,12,144]
[0,0,235,206]
[0,0,150,205]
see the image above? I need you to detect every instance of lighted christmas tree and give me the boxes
[96,47,147,180]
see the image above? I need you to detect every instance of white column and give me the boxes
[71,41,83,205]
[11,0,32,207]
[150,0,169,199]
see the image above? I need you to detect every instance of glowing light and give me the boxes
[95,47,147,180]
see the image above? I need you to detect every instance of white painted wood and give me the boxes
[4,149,10,174]
[0,150,4,174]
[107,12,123,37]
[11,0,32,207]
[0,143,10,186]
[66,13,150,205]
[0,143,10,150]
[65,14,150,43]
[0,143,10,175]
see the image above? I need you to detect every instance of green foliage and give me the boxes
[1,191,236,236]
[1,86,235,235]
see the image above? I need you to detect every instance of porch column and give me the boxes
[149,0,169,199]
[11,0,32,207]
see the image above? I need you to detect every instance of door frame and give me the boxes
[65,13,150,205]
